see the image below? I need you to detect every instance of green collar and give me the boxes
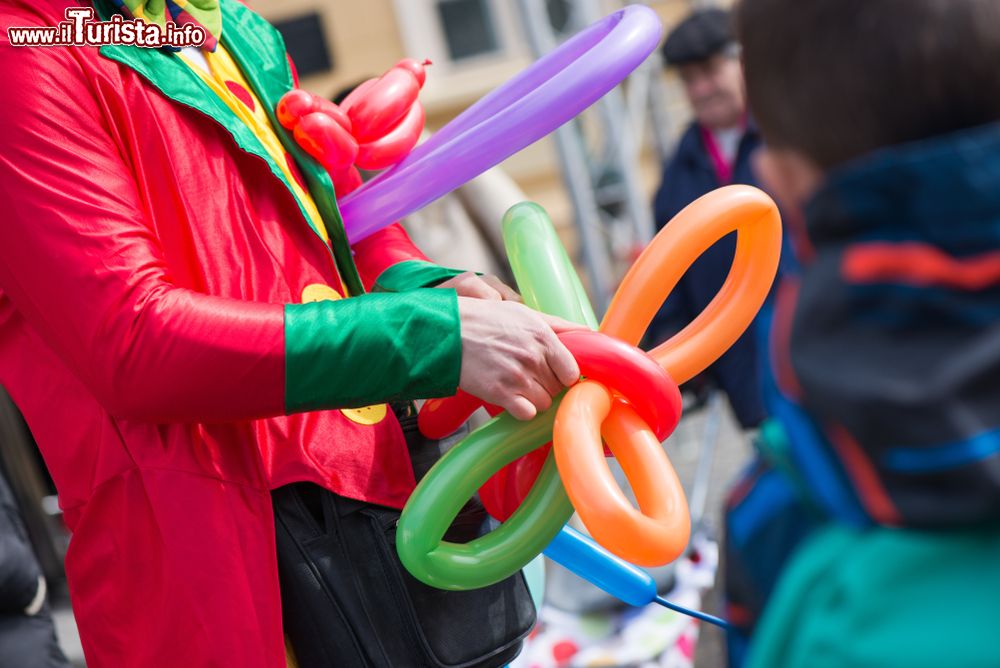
[93,0,364,295]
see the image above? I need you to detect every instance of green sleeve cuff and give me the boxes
[284,289,461,413]
[373,260,467,293]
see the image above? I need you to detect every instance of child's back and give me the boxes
[725,1,1000,665]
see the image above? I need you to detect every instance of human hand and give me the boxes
[437,271,521,301]
[456,297,586,420]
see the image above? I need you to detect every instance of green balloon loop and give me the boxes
[396,409,574,589]
[503,201,599,329]
[396,201,598,589]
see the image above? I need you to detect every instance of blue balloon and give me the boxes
[543,526,733,630]
[544,526,656,607]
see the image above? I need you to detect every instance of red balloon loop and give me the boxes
[276,89,317,130]
[356,102,426,171]
[419,390,491,440]
[558,330,681,442]
[332,166,363,198]
[293,112,359,174]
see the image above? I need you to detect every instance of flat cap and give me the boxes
[661,8,734,66]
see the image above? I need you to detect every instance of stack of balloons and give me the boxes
[281,4,782,629]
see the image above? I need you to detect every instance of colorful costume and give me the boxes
[0,0,466,664]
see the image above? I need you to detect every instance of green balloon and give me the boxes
[503,202,599,329]
[396,201,597,589]
[396,409,573,589]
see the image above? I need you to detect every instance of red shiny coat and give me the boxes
[0,1,449,664]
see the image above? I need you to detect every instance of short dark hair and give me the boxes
[662,8,734,67]
[736,0,1000,168]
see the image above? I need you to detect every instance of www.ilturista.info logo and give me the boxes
[7,7,206,48]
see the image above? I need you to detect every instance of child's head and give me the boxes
[735,0,1000,207]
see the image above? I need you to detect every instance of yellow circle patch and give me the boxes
[301,283,342,303]
[342,404,388,425]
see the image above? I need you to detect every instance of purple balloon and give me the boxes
[339,5,663,243]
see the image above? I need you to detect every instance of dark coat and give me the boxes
[0,467,69,668]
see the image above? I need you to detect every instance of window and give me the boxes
[271,13,332,77]
[392,0,525,74]
[436,0,500,61]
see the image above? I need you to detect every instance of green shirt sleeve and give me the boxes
[284,289,461,412]
[373,260,468,293]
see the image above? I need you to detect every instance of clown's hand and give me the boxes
[436,271,521,302]
[456,297,584,421]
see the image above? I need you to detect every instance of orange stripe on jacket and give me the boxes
[843,242,1000,290]
[825,423,902,526]
[769,278,804,401]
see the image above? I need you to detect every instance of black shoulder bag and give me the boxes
[272,403,536,668]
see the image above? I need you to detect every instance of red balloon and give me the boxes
[355,102,425,171]
[333,166,363,198]
[284,58,430,181]
[480,445,549,521]
[293,112,359,174]
[394,58,432,87]
[559,330,681,441]
[478,460,510,519]
[418,390,485,439]
[276,89,317,130]
[314,97,353,134]
[339,78,377,114]
[346,67,421,143]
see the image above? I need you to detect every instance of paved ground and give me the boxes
[51,598,84,667]
[677,400,752,668]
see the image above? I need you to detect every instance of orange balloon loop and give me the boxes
[601,185,783,383]
[554,380,690,566]
[555,185,782,566]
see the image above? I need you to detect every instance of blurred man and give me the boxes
[650,7,765,429]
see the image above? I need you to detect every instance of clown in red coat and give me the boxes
[0,0,569,664]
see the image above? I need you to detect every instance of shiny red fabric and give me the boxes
[353,222,431,291]
[0,2,431,664]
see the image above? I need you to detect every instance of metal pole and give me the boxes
[580,0,656,246]
[645,49,677,165]
[687,390,724,530]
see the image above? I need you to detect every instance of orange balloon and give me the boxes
[553,381,689,566]
[601,185,782,384]
[554,185,782,565]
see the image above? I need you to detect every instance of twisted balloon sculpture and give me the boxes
[398,187,782,591]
